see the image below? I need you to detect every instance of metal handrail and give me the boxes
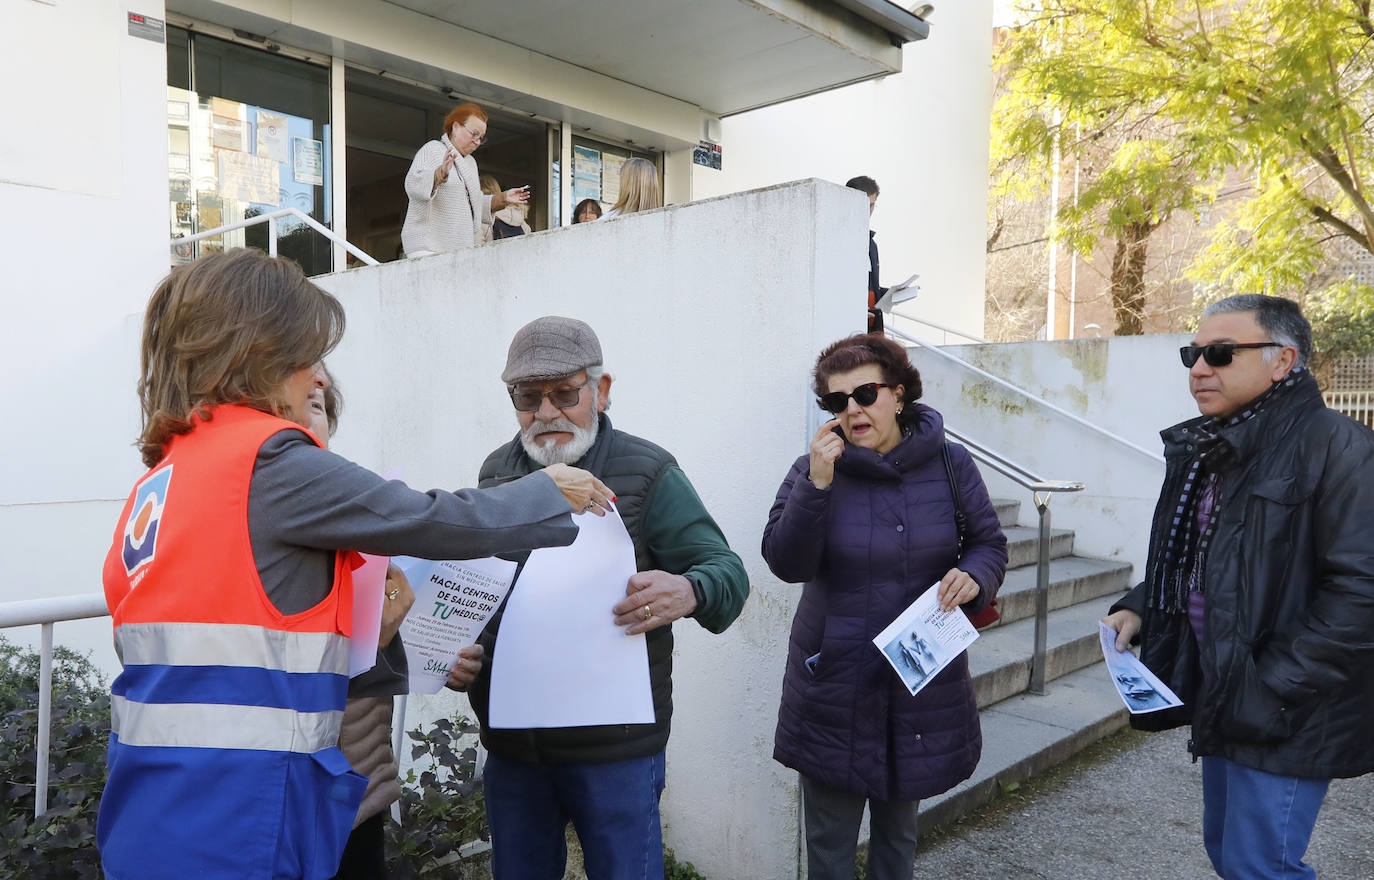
[888,311,991,345]
[170,207,380,268]
[944,425,1084,696]
[888,325,1165,464]
[0,593,110,819]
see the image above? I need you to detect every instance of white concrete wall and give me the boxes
[912,334,1200,578]
[0,0,170,668]
[692,0,995,339]
[312,178,864,879]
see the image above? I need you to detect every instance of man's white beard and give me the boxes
[520,413,600,467]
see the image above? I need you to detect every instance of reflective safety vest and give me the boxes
[98,405,365,880]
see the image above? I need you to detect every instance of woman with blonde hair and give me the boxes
[98,248,613,880]
[481,174,531,242]
[602,157,661,217]
[401,103,529,256]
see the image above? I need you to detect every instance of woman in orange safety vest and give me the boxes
[99,248,612,880]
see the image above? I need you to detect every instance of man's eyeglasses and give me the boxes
[509,381,587,412]
[817,382,890,414]
[462,124,485,145]
[1179,342,1282,368]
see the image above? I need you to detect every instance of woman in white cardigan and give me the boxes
[401,103,528,257]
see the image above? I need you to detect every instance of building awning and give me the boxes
[383,0,928,116]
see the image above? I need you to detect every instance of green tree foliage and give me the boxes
[0,635,109,880]
[992,0,1374,353]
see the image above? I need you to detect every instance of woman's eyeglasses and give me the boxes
[509,381,587,412]
[1179,342,1282,368]
[817,382,889,414]
[462,124,485,145]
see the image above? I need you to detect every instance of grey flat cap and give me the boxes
[502,315,603,384]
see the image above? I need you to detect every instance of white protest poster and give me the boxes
[256,110,288,162]
[873,582,980,697]
[489,507,653,728]
[217,151,280,204]
[348,552,389,678]
[395,556,517,694]
[1099,622,1184,713]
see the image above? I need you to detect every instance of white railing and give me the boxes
[887,310,990,345]
[886,325,1166,464]
[170,207,380,269]
[0,594,110,819]
[1324,390,1374,427]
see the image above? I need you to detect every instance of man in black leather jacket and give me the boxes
[1104,294,1374,880]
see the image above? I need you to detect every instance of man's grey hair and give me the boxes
[1201,295,1312,367]
[586,365,607,411]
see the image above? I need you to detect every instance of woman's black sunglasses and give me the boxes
[818,382,889,414]
[1179,342,1282,368]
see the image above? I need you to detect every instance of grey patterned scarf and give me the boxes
[1149,366,1306,613]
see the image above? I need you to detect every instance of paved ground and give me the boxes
[910,726,1374,879]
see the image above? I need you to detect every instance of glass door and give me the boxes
[167,27,332,275]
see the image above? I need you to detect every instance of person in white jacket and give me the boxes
[401,103,527,257]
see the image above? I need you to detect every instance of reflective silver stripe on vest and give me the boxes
[115,621,349,675]
[111,695,344,753]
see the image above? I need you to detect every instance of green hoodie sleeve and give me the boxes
[638,466,750,634]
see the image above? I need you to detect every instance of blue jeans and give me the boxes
[1201,756,1330,879]
[483,750,666,880]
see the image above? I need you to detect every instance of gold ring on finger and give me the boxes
[643,604,653,621]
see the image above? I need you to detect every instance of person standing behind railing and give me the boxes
[762,332,1007,880]
[481,175,531,242]
[845,176,885,334]
[401,103,529,257]
[97,248,614,880]
[600,157,661,218]
[572,198,602,223]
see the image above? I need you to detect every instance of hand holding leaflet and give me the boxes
[1098,622,1183,713]
[874,274,919,312]
[873,582,979,696]
[394,555,517,694]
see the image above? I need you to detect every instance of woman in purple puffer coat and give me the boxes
[762,333,1008,880]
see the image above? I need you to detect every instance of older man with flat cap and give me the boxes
[465,315,749,880]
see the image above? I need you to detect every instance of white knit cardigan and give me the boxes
[401,133,492,256]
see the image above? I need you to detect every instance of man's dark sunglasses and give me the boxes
[509,380,588,412]
[817,382,889,414]
[1179,342,1282,368]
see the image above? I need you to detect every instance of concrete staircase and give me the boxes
[918,497,1135,830]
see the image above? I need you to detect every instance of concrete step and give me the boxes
[991,498,1020,528]
[968,597,1117,709]
[989,555,1132,629]
[918,662,1130,830]
[1001,525,1075,572]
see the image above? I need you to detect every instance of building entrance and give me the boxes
[344,69,550,263]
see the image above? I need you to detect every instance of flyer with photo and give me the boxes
[1098,622,1184,713]
[873,582,980,697]
[394,555,517,694]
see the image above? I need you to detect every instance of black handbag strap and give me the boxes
[942,441,967,557]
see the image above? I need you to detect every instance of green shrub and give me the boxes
[664,846,708,880]
[0,634,110,880]
[385,714,490,878]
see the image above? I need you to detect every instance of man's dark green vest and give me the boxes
[469,415,679,764]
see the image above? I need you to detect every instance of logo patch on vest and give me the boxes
[122,466,173,576]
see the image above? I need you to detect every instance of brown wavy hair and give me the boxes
[813,333,923,425]
[137,249,346,467]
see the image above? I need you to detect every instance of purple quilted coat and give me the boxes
[763,404,1008,801]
